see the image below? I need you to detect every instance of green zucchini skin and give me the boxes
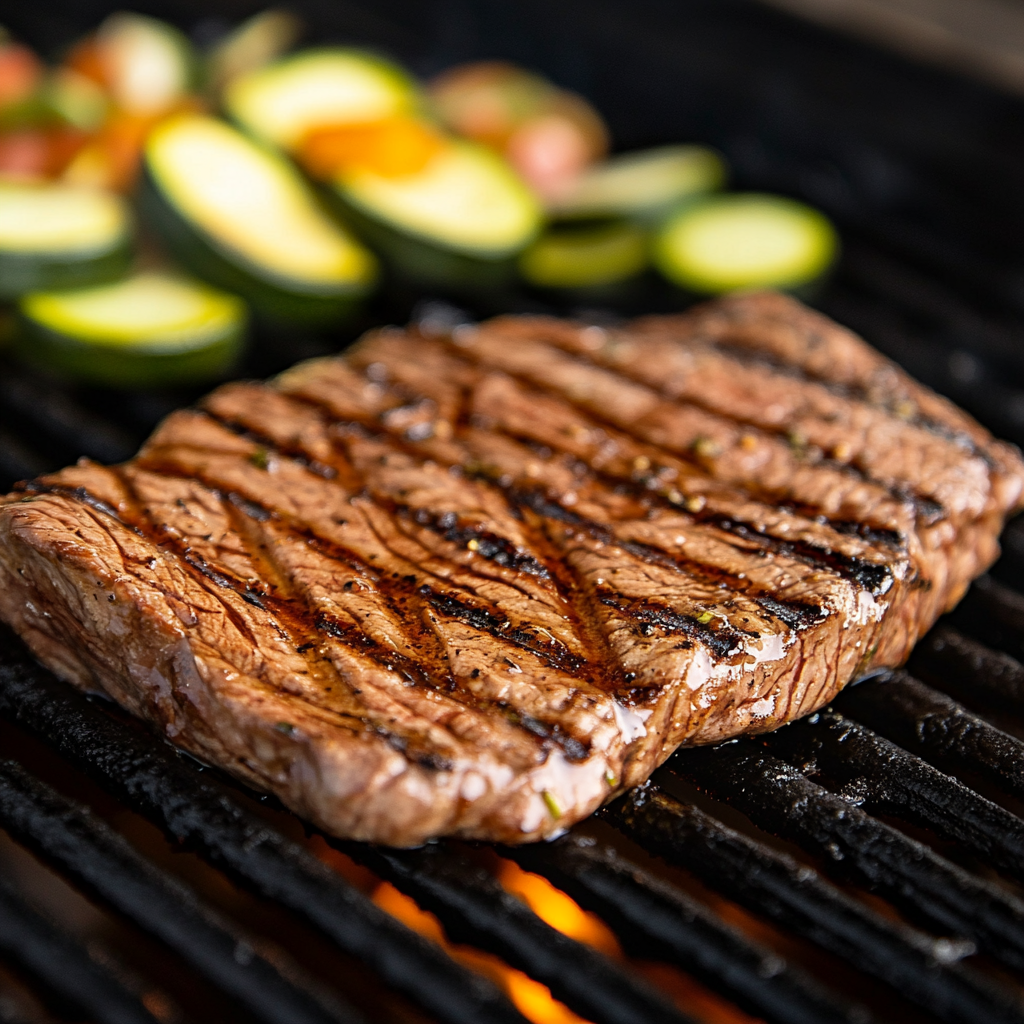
[14,310,244,389]
[0,241,132,301]
[325,190,519,296]
[654,194,837,296]
[139,168,370,325]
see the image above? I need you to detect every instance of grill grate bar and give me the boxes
[950,576,1024,663]
[605,782,1024,1024]
[837,669,1024,802]
[911,625,1024,721]
[345,842,693,1024]
[506,833,875,1024]
[0,628,528,1024]
[764,704,1024,881]
[0,758,365,1024]
[670,744,1024,974]
[0,876,158,1024]
[0,371,139,468]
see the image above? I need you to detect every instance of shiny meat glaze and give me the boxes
[0,291,1021,845]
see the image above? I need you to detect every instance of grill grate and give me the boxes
[5,1,1024,1022]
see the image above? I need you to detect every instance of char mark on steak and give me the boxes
[0,291,1021,846]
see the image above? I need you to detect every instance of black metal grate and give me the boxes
[5,1,1024,1022]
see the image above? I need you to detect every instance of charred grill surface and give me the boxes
[0,292,1021,845]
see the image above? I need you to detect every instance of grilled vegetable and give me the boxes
[0,40,44,117]
[206,9,303,96]
[550,145,725,222]
[429,60,608,201]
[69,13,196,116]
[141,113,377,323]
[654,193,837,294]
[0,182,131,299]
[16,272,246,387]
[519,220,647,292]
[329,138,542,291]
[224,48,418,151]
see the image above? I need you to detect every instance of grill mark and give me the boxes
[754,595,828,630]
[501,463,894,599]
[339,514,599,762]
[105,461,464,710]
[680,334,991,463]
[109,468,270,653]
[610,302,998,461]
[215,394,621,687]
[20,481,134,529]
[688,513,894,596]
[211,494,453,762]
[505,487,831,631]
[704,330,996,465]
[254,374,898,600]
[129,448,603,762]
[344,338,911,556]
[141,429,656,757]
[221,379,865,635]
[208,413,339,481]
[73,466,563,767]
[418,584,584,677]
[597,594,755,660]
[448,334,948,528]
[204,385,851,655]
[395,504,550,578]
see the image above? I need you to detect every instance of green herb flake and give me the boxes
[250,447,269,470]
[275,721,296,735]
[691,435,722,459]
[697,611,715,625]
[604,770,617,788]
[542,790,563,820]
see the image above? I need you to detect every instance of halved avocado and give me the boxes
[654,193,838,294]
[224,48,419,150]
[0,182,132,300]
[330,139,542,293]
[16,272,246,388]
[550,145,726,223]
[142,113,377,323]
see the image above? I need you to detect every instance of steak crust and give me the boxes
[1,292,1021,845]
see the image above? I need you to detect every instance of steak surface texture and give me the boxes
[1,292,1021,845]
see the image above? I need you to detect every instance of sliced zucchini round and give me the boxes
[224,48,418,151]
[16,272,246,388]
[519,221,648,290]
[0,182,132,300]
[550,145,725,222]
[142,113,377,323]
[654,193,837,294]
[331,139,541,291]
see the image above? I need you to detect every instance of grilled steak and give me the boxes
[1,292,1021,845]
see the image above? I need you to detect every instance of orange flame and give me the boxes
[372,881,591,1024]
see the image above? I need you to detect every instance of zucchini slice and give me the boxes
[17,272,246,388]
[550,145,725,222]
[224,48,418,151]
[654,193,837,294]
[332,139,541,291]
[519,221,648,290]
[0,182,132,299]
[142,113,377,323]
